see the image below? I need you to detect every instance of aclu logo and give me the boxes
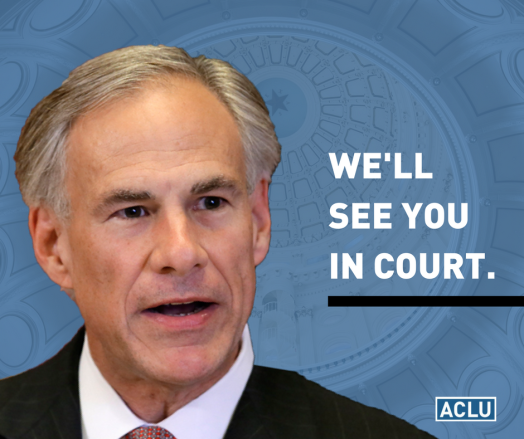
[436,397,496,422]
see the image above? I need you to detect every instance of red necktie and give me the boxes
[122,426,175,439]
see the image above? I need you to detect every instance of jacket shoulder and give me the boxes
[248,366,435,439]
[0,328,84,438]
[0,328,83,403]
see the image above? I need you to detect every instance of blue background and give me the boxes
[1,1,524,437]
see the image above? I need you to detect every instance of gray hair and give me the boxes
[14,45,281,218]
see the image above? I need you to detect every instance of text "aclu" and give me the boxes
[436,397,496,422]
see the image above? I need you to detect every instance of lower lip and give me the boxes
[141,303,219,330]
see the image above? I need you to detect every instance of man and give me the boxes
[0,45,434,439]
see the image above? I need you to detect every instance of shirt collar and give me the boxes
[79,326,254,439]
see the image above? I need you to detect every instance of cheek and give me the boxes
[68,231,134,314]
[208,226,257,309]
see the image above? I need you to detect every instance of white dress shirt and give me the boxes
[79,326,254,439]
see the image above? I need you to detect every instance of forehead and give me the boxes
[65,79,246,202]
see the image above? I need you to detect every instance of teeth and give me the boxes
[169,301,194,305]
[169,310,198,317]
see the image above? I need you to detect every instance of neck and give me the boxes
[87,336,240,423]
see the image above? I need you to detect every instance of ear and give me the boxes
[28,206,75,298]
[250,178,271,266]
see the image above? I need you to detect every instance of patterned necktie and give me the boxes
[122,426,175,439]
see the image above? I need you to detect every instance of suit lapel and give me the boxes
[224,386,273,439]
[0,328,84,439]
[17,387,81,439]
[225,366,319,439]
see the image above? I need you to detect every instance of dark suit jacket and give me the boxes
[0,329,435,439]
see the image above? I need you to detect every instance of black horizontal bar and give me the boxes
[328,296,524,307]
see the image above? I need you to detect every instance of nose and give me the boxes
[149,210,208,276]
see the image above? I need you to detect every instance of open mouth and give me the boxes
[146,301,213,317]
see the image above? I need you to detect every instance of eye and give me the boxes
[198,196,224,210]
[119,206,147,219]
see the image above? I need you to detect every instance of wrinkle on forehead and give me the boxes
[98,136,215,162]
[96,159,242,188]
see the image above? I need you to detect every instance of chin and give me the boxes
[137,344,234,387]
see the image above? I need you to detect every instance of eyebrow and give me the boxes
[190,176,241,195]
[95,189,154,215]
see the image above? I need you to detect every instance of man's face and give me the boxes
[46,79,270,387]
